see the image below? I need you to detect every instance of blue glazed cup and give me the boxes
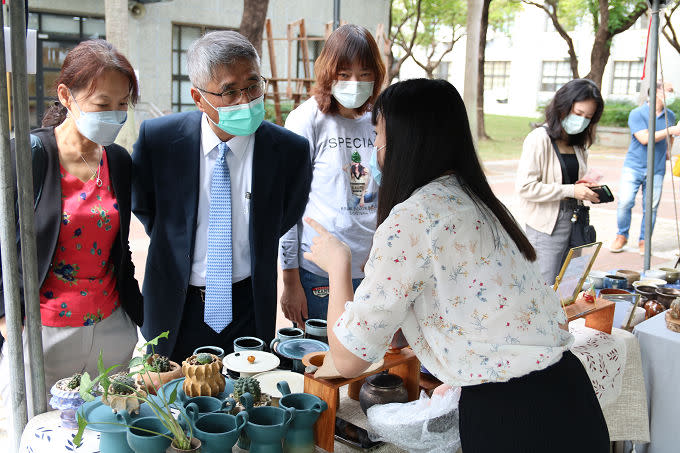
[185,396,236,416]
[234,336,265,352]
[270,327,305,352]
[193,345,226,359]
[277,381,328,453]
[604,274,627,290]
[193,411,248,453]
[125,416,171,453]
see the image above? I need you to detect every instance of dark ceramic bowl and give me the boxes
[635,285,659,302]
[599,288,631,296]
[615,270,640,287]
[655,287,680,309]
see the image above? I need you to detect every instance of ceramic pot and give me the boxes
[234,336,265,352]
[643,269,667,280]
[656,287,680,309]
[644,300,665,318]
[604,275,627,290]
[239,392,295,452]
[635,285,658,302]
[659,267,680,284]
[270,327,305,351]
[359,372,409,415]
[165,437,201,452]
[139,355,183,395]
[193,346,226,360]
[182,354,225,397]
[670,297,680,319]
[125,416,171,453]
[588,271,607,289]
[304,319,328,344]
[49,378,86,429]
[277,381,328,453]
[191,412,247,453]
[615,270,640,288]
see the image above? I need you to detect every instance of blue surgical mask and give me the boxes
[332,81,374,109]
[369,145,386,186]
[68,91,127,146]
[202,93,265,136]
[561,113,590,135]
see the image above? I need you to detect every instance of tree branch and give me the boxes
[663,2,680,54]
[610,1,648,36]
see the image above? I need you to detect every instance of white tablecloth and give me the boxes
[634,313,680,453]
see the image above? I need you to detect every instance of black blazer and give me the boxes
[0,127,143,326]
[132,111,312,356]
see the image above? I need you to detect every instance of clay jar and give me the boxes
[182,354,226,397]
[670,297,680,319]
[359,372,409,415]
[644,300,665,319]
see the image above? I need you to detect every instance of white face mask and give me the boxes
[331,80,374,109]
[67,90,127,146]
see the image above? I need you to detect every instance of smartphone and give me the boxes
[590,185,614,203]
[335,417,383,450]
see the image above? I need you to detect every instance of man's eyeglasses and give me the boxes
[198,77,267,106]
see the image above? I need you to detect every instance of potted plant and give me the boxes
[230,376,271,413]
[182,352,225,397]
[138,353,183,395]
[74,332,201,452]
[50,372,96,429]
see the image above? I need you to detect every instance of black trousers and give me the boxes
[169,278,255,364]
[458,350,609,453]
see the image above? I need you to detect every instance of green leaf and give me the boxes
[128,356,145,369]
[78,373,96,402]
[142,331,170,348]
[74,414,87,446]
[168,386,178,405]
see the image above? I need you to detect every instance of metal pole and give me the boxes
[10,0,46,417]
[644,0,660,271]
[333,0,340,30]
[0,6,28,451]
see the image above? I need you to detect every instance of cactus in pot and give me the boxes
[233,376,262,401]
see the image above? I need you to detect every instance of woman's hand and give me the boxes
[574,183,599,203]
[303,218,352,274]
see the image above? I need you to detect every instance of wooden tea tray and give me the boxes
[564,297,615,334]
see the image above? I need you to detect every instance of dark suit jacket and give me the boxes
[131,111,311,355]
[0,127,144,326]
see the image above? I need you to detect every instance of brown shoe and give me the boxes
[639,240,645,255]
[610,235,627,253]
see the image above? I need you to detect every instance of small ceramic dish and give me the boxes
[658,267,680,284]
[223,350,280,377]
[643,269,667,280]
[637,278,667,287]
[615,270,640,287]
[252,370,304,403]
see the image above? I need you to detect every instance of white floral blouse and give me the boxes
[334,175,574,386]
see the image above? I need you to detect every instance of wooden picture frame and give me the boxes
[553,242,602,307]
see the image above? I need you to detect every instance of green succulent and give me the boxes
[195,353,214,365]
[351,151,361,163]
[151,355,171,373]
[110,375,136,395]
[67,373,82,390]
[233,376,261,401]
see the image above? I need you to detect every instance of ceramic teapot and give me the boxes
[277,381,328,453]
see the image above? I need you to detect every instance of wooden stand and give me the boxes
[303,348,420,452]
[564,297,616,334]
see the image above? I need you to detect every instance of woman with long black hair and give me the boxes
[516,79,604,284]
[303,79,608,452]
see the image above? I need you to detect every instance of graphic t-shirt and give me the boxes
[39,149,121,327]
[279,97,377,278]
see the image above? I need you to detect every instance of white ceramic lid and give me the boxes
[253,370,304,398]
[223,350,280,377]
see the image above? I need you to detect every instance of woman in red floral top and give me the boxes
[0,40,143,408]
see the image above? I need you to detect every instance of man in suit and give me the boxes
[132,31,312,361]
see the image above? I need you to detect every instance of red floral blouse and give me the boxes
[40,149,121,327]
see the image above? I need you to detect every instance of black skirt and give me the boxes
[459,350,609,453]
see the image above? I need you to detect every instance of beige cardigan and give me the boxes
[515,126,587,234]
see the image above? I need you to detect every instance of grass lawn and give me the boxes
[476,114,540,161]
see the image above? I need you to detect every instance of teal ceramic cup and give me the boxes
[304,319,328,343]
[185,396,236,415]
[270,327,305,351]
[193,345,226,359]
[234,336,265,352]
[124,416,171,453]
[240,392,296,453]
[193,411,248,453]
[277,381,328,453]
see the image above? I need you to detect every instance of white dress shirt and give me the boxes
[189,113,253,286]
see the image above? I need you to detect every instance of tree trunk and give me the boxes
[585,34,611,88]
[239,0,269,56]
[477,0,491,140]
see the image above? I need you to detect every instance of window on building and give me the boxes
[484,61,510,90]
[540,61,571,92]
[171,24,232,112]
[296,37,324,79]
[611,60,643,95]
[26,11,105,128]
[437,61,450,80]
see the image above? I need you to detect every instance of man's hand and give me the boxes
[280,269,308,328]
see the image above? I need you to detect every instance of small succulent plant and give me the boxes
[67,373,82,390]
[150,354,171,373]
[195,353,214,365]
[233,376,261,401]
[110,375,136,395]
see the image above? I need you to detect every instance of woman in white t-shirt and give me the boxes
[303,79,609,452]
[278,24,385,326]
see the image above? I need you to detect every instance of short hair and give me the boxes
[187,30,260,88]
[311,24,386,115]
[544,78,604,148]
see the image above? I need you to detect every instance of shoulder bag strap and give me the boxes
[544,127,569,185]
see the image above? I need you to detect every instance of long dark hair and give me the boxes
[544,78,604,148]
[372,79,536,261]
[42,39,139,127]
